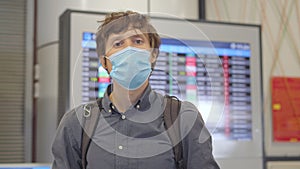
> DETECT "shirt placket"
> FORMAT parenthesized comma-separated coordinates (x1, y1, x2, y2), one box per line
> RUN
(115, 111, 129, 169)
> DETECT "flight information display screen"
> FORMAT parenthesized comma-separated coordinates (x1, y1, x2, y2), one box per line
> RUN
(81, 32, 252, 141)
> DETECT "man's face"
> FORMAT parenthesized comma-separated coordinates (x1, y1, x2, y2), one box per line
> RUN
(101, 29, 153, 73)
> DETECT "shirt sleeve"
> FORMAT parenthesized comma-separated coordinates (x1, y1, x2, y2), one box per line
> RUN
(180, 101, 220, 169)
(51, 109, 83, 169)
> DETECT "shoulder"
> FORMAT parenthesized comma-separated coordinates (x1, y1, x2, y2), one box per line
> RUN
(58, 105, 83, 128)
(57, 101, 97, 132)
(160, 95, 203, 124)
(180, 101, 204, 122)
(179, 101, 206, 136)
(62, 100, 99, 122)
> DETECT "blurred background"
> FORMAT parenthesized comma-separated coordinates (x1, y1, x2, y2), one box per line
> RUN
(0, 0, 299, 169)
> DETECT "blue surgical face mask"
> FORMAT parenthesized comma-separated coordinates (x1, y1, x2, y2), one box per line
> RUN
(105, 46, 152, 90)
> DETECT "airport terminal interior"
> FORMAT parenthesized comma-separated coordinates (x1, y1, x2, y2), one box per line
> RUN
(0, 0, 299, 169)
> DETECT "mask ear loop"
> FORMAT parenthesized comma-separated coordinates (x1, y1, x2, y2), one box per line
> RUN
(103, 46, 113, 74)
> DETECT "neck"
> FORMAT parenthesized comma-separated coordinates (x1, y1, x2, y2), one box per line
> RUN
(110, 80, 148, 113)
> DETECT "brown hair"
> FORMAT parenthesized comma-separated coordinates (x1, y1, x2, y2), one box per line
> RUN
(96, 11, 161, 59)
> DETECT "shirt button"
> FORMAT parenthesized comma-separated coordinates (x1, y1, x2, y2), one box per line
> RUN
(136, 105, 140, 109)
(121, 115, 126, 120)
(118, 145, 123, 150)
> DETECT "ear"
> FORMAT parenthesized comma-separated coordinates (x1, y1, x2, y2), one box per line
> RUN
(150, 50, 158, 64)
(100, 55, 110, 74)
(100, 55, 107, 68)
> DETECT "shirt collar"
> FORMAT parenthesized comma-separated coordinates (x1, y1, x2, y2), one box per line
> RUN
(101, 84, 152, 116)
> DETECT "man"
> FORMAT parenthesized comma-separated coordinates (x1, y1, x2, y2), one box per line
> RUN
(52, 11, 220, 169)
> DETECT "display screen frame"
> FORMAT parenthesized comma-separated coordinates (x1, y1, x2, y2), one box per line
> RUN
(59, 10, 263, 160)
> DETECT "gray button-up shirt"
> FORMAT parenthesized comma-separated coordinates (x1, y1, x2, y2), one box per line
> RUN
(52, 84, 220, 169)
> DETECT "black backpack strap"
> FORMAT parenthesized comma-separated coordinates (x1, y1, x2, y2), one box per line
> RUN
(163, 95, 184, 169)
(81, 97, 103, 169)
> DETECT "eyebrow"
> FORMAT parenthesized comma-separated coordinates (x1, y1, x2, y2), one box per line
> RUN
(107, 29, 146, 43)
(130, 34, 146, 39)
(106, 35, 122, 46)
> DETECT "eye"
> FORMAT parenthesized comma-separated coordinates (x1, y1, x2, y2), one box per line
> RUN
(134, 38, 144, 45)
(113, 40, 124, 48)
